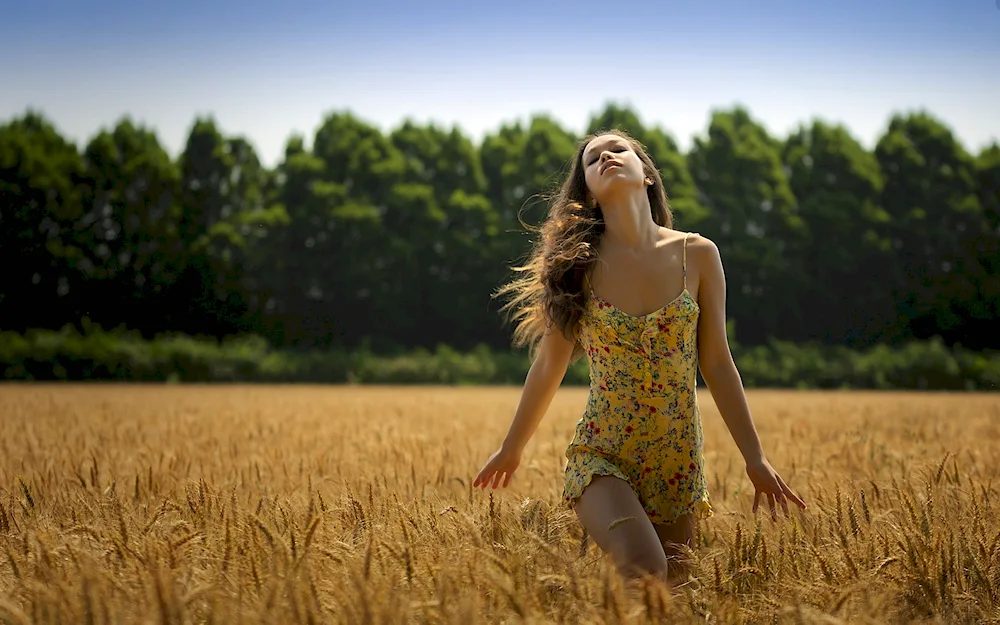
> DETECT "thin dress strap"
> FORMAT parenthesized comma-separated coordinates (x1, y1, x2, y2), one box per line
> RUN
(682, 232, 690, 290)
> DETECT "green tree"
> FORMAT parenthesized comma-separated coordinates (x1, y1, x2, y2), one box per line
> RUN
(782, 120, 892, 345)
(0, 111, 85, 332)
(478, 115, 579, 348)
(75, 118, 184, 335)
(874, 112, 983, 344)
(391, 121, 487, 202)
(967, 143, 1000, 346)
(387, 122, 501, 348)
(255, 114, 395, 347)
(175, 118, 268, 336)
(687, 106, 806, 344)
(480, 114, 577, 278)
(2, 102, 996, 356)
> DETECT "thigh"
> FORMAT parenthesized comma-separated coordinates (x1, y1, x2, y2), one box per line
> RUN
(652, 514, 697, 583)
(652, 513, 696, 551)
(573, 475, 669, 577)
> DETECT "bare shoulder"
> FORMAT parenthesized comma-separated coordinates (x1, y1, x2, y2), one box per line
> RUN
(680, 232, 722, 267)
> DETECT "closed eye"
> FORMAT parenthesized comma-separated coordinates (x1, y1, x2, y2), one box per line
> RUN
(586, 146, 627, 166)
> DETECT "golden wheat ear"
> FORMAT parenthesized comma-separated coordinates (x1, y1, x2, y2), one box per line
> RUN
(2, 387, 996, 622)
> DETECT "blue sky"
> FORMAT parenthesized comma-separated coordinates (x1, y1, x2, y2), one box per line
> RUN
(2, 0, 998, 167)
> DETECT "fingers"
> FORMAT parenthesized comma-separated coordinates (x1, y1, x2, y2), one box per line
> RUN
(777, 474, 807, 510)
(474, 466, 495, 488)
(472, 466, 513, 489)
(754, 483, 791, 520)
(473, 463, 492, 487)
(475, 472, 495, 489)
(752, 473, 807, 520)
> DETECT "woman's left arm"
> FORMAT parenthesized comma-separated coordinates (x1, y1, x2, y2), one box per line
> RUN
(691, 235, 807, 519)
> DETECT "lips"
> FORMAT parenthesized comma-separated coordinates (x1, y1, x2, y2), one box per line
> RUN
(600, 160, 623, 175)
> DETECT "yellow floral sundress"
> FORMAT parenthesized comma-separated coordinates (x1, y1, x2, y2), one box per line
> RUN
(562, 232, 714, 525)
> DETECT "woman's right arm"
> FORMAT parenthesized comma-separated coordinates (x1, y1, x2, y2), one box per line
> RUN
(473, 325, 576, 489)
(501, 326, 577, 453)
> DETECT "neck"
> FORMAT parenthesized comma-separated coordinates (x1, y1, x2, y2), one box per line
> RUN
(599, 193, 659, 249)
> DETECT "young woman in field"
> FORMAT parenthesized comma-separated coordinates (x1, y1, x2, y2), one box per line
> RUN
(472, 129, 807, 585)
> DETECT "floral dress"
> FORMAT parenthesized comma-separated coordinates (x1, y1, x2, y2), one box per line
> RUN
(562, 232, 714, 525)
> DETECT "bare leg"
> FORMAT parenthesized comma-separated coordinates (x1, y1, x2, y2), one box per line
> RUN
(653, 513, 697, 585)
(573, 475, 670, 582)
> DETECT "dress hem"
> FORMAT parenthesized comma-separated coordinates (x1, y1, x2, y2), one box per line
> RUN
(562, 451, 714, 526)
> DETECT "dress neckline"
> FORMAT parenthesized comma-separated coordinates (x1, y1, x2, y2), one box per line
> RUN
(589, 288, 698, 320)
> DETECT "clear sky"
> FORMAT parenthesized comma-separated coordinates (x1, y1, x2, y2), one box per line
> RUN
(3, 0, 998, 167)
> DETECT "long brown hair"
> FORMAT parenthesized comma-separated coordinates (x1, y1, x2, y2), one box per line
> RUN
(494, 129, 674, 358)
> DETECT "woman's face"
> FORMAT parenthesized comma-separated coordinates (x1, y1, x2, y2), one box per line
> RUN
(581, 134, 647, 204)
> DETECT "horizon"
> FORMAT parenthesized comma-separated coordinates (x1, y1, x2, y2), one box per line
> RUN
(3, 0, 998, 167)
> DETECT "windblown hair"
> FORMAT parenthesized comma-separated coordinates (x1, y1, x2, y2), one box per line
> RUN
(494, 129, 674, 359)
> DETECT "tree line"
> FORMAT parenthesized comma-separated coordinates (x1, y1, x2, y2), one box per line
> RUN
(2, 103, 998, 354)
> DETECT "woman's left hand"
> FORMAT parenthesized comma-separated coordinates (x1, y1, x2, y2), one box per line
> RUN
(746, 457, 807, 520)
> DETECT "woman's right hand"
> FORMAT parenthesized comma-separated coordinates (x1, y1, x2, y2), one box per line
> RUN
(472, 326, 574, 490)
(473, 445, 522, 489)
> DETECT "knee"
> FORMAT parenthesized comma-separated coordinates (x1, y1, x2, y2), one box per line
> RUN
(661, 541, 695, 582)
(619, 548, 670, 580)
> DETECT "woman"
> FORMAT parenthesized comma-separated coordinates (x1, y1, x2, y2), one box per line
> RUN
(472, 129, 806, 585)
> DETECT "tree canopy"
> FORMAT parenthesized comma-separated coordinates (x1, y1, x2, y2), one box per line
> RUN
(2, 104, 997, 352)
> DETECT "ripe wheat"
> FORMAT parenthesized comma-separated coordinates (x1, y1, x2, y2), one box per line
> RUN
(0, 385, 997, 623)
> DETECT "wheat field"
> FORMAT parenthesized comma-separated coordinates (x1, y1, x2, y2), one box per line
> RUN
(0, 384, 998, 624)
